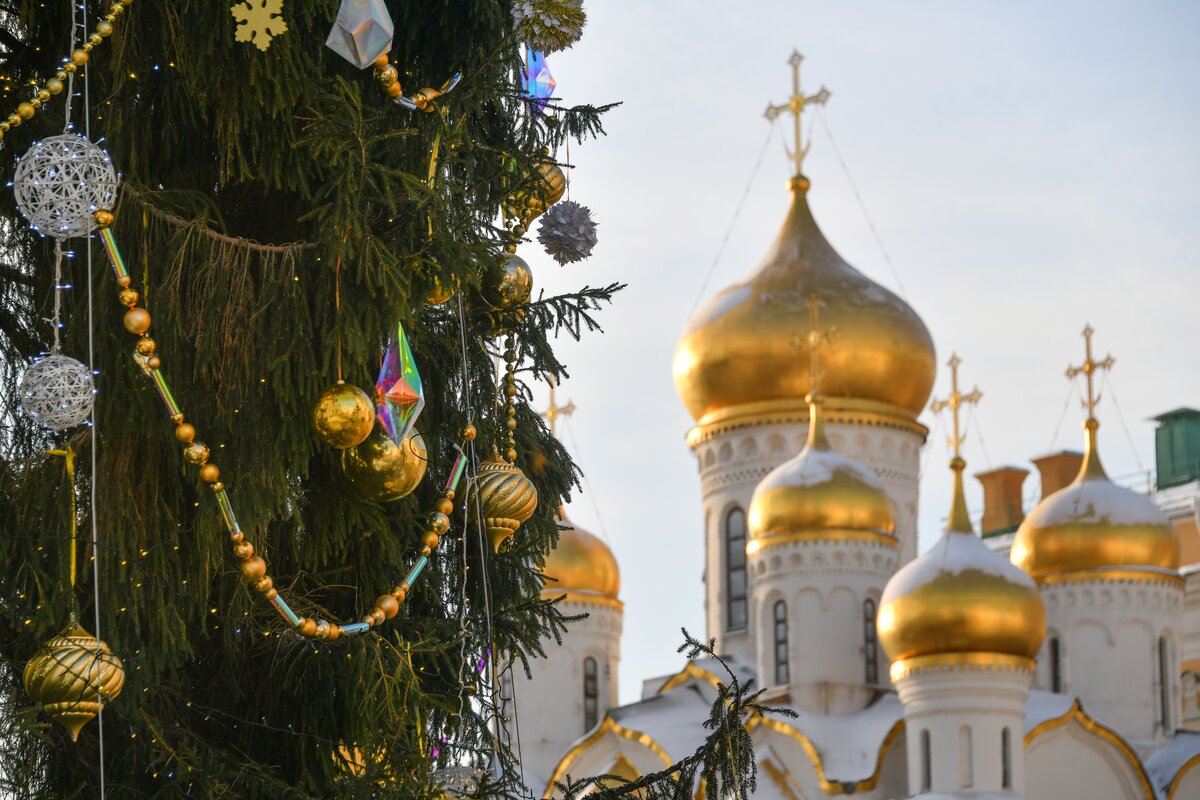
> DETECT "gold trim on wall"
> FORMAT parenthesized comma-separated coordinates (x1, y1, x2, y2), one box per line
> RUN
(1024, 699, 1155, 800)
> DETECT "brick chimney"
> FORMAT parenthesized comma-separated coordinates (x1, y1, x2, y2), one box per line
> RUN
(975, 467, 1029, 535)
(1031, 451, 1084, 500)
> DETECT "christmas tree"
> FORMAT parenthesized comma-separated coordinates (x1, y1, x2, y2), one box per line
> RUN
(0, 1, 764, 797)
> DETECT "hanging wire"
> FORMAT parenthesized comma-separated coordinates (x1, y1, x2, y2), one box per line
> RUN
(560, 414, 610, 541)
(814, 108, 907, 297)
(1100, 371, 1148, 475)
(1046, 379, 1081, 455)
(687, 121, 777, 313)
(966, 403, 993, 469)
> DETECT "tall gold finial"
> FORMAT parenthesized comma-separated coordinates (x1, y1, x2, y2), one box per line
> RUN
(764, 50, 831, 179)
(803, 295, 836, 450)
(539, 375, 575, 438)
(1065, 324, 1114, 480)
(930, 353, 982, 533)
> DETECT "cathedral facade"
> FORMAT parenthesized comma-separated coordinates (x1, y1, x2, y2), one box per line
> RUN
(513, 61, 1200, 800)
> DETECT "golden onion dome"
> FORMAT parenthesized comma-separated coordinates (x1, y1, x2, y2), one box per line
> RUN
(748, 400, 895, 543)
(1011, 419, 1179, 579)
(878, 460, 1046, 663)
(542, 512, 620, 600)
(673, 177, 936, 425)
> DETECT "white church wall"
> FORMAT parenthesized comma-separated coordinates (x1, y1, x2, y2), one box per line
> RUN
(516, 599, 622, 786)
(1039, 577, 1183, 746)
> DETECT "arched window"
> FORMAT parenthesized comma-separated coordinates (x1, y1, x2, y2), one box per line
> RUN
(1159, 636, 1172, 732)
(864, 599, 879, 685)
(1001, 727, 1011, 789)
(959, 725, 973, 788)
(1049, 636, 1062, 692)
(725, 508, 747, 630)
(920, 729, 932, 792)
(583, 657, 599, 732)
(773, 600, 789, 685)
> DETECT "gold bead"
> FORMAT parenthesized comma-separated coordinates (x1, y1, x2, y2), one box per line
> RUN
(96, 20, 114, 36)
(63, 64, 77, 75)
(36, 90, 49, 102)
(211, 482, 225, 493)
(146, 355, 161, 370)
(298, 618, 318, 637)
(460, 424, 477, 442)
(93, 209, 115, 228)
(71, 49, 89, 65)
(183, 441, 210, 465)
(122, 307, 151, 334)
(135, 336, 156, 356)
(233, 541, 253, 560)
(422, 531, 440, 550)
(505, 417, 517, 431)
(375, 64, 398, 88)
(386, 82, 402, 99)
(174, 422, 196, 444)
(370, 609, 386, 626)
(435, 496, 453, 516)
(314, 621, 331, 640)
(116, 274, 131, 287)
(0, 123, 9, 133)
(82, 43, 94, 53)
(421, 546, 432, 557)
(227, 528, 242, 543)
(505, 447, 518, 463)
(89, 33, 102, 46)
(326, 625, 342, 642)
(444, 489, 455, 501)
(118, 288, 138, 307)
(240, 557, 267, 581)
(254, 576, 273, 593)
(393, 588, 407, 603)
(16, 102, 33, 119)
(7, 114, 21, 128)
(503, 384, 517, 398)
(55, 70, 68, 81)
(375, 594, 399, 620)
(428, 512, 450, 535)
(310, 383, 374, 449)
(372, 53, 389, 69)
(399, 581, 410, 595)
(199, 463, 220, 483)
(121, 0, 135, 6)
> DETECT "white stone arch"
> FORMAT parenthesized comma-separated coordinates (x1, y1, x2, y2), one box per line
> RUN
(1025, 702, 1154, 800)
(737, 435, 758, 460)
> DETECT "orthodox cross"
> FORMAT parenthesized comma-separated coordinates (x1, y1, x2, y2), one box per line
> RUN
(540, 375, 575, 438)
(930, 353, 983, 461)
(805, 294, 836, 399)
(764, 50, 831, 176)
(1065, 324, 1115, 421)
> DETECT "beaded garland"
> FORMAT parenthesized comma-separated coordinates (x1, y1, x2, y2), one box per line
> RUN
(95, 211, 474, 641)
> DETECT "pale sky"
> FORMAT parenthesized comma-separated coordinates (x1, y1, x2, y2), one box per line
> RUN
(519, 0, 1200, 703)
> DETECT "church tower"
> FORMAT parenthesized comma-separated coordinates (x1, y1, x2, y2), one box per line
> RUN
(512, 386, 623, 785)
(744, 296, 900, 714)
(879, 356, 1046, 798)
(672, 53, 936, 663)
(1011, 327, 1183, 747)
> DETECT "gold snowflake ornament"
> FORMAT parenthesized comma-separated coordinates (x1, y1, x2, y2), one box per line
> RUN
(231, 0, 288, 52)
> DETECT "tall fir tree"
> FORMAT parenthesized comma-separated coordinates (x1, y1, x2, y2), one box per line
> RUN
(0, 1, 766, 797)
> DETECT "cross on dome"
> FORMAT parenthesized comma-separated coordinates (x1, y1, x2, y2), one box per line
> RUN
(930, 353, 983, 533)
(764, 50, 831, 177)
(1066, 324, 1115, 423)
(539, 375, 575, 438)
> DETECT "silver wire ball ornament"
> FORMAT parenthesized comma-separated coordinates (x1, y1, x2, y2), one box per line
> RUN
(537, 200, 598, 265)
(19, 353, 95, 431)
(13, 134, 119, 240)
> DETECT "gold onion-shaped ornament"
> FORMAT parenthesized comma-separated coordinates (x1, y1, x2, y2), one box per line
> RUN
(311, 383, 375, 448)
(469, 451, 538, 552)
(342, 425, 428, 502)
(23, 623, 125, 742)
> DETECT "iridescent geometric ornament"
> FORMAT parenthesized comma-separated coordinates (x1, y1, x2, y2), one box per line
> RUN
(374, 322, 424, 446)
(325, 0, 394, 70)
(522, 46, 556, 113)
(13, 134, 118, 240)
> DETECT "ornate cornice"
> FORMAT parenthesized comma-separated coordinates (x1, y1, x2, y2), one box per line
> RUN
(686, 397, 928, 448)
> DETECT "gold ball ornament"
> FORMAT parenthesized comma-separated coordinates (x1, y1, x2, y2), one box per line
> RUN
(23, 624, 125, 741)
(310, 383, 375, 449)
(341, 425, 428, 502)
(467, 451, 538, 552)
(511, 161, 567, 224)
(122, 307, 151, 334)
(481, 252, 533, 310)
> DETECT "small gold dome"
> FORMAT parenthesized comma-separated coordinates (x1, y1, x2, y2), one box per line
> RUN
(673, 178, 936, 424)
(542, 513, 620, 600)
(1011, 420, 1179, 579)
(748, 403, 895, 542)
(878, 529, 1046, 663)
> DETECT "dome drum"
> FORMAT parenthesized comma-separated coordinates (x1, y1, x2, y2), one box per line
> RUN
(541, 514, 620, 604)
